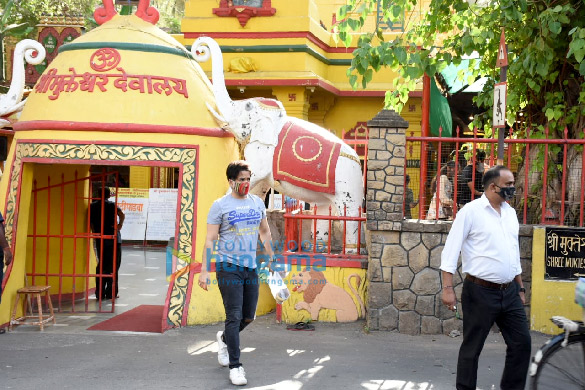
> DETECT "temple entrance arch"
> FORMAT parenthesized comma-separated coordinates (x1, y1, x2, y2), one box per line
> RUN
(26, 168, 121, 313)
(4, 140, 199, 327)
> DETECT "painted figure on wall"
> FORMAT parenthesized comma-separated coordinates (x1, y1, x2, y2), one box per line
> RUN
(192, 37, 364, 253)
(289, 269, 365, 322)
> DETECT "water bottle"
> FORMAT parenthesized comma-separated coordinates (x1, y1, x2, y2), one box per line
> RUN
(267, 271, 290, 303)
(275, 284, 291, 303)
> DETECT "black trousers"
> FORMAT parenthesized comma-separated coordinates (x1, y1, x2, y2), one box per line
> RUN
(216, 262, 259, 369)
(457, 278, 531, 390)
(95, 239, 122, 299)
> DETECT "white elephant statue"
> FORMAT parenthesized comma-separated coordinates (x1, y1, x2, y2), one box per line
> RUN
(0, 39, 46, 128)
(192, 37, 364, 253)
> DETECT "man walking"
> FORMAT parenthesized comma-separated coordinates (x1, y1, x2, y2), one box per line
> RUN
(457, 149, 486, 207)
(198, 161, 275, 386)
(441, 165, 531, 390)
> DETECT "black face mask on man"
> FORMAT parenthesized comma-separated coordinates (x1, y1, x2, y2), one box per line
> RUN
(494, 184, 515, 201)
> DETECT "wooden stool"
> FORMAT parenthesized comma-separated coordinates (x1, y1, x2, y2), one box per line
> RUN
(9, 286, 56, 331)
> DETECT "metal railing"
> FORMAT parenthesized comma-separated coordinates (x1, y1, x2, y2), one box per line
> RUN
(282, 201, 367, 262)
(406, 126, 585, 226)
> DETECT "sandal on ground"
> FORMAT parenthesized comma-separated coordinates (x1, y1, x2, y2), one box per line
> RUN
(0, 328, 6, 334)
(286, 321, 315, 331)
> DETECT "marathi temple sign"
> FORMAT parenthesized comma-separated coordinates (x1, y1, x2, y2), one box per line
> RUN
(35, 48, 188, 100)
(545, 227, 585, 280)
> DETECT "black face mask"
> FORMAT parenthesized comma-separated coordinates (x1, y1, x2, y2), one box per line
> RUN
(494, 184, 515, 201)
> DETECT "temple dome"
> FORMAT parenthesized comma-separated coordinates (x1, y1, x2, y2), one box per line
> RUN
(18, 15, 220, 132)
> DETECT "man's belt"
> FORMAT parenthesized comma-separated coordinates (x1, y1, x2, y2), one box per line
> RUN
(466, 275, 512, 290)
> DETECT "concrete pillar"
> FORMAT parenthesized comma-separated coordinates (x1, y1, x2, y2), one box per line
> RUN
(365, 109, 409, 231)
(365, 109, 410, 332)
(308, 94, 335, 128)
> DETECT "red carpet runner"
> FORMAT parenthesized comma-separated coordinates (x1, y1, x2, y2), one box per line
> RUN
(88, 305, 164, 333)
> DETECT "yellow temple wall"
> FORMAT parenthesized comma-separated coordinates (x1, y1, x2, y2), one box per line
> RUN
(324, 97, 384, 137)
(178, 0, 409, 92)
(0, 163, 33, 325)
(4, 129, 239, 261)
(530, 227, 584, 334)
(129, 167, 152, 189)
(0, 129, 239, 326)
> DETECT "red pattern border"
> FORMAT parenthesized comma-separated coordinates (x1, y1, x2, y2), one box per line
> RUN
(14, 121, 232, 137)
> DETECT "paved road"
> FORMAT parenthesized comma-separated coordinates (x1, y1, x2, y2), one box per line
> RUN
(0, 314, 549, 390)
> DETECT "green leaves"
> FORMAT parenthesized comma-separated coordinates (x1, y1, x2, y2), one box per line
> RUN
(334, 0, 585, 135)
(568, 28, 585, 68)
(549, 21, 561, 35)
(2, 22, 32, 37)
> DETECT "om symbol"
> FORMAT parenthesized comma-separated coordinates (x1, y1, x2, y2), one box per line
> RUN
(90, 48, 121, 72)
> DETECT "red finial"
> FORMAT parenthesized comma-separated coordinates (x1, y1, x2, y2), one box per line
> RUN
(94, 0, 117, 25)
(135, 0, 160, 25)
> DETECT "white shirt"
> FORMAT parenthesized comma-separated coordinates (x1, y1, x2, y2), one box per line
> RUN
(440, 195, 521, 284)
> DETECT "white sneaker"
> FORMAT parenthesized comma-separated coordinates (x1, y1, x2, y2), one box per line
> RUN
(229, 366, 247, 386)
(216, 331, 229, 367)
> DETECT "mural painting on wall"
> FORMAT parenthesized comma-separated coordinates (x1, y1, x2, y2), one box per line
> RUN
(25, 27, 81, 85)
(545, 226, 585, 280)
(193, 37, 364, 252)
(283, 268, 366, 323)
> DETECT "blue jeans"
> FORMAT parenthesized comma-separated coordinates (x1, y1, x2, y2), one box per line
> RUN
(216, 262, 259, 369)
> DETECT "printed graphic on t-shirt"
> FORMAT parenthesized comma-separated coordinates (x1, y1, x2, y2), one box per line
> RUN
(228, 209, 262, 225)
(207, 195, 266, 268)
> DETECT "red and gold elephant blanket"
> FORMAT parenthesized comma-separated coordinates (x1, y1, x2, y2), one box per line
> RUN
(273, 121, 340, 194)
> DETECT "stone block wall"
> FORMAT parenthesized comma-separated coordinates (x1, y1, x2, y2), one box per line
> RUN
(365, 110, 534, 334)
(366, 221, 534, 334)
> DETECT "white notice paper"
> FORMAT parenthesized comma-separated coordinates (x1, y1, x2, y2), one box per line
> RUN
(117, 188, 149, 241)
(146, 188, 178, 241)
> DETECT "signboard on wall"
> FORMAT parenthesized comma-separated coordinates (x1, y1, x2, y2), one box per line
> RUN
(545, 227, 585, 280)
(492, 82, 507, 128)
(146, 188, 178, 241)
(117, 188, 149, 240)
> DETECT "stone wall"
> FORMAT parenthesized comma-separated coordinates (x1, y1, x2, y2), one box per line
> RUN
(365, 110, 534, 334)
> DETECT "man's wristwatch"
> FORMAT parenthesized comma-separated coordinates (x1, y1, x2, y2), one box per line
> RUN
(519, 287, 526, 293)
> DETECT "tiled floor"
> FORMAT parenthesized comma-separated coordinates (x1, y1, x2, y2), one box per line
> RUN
(11, 246, 170, 332)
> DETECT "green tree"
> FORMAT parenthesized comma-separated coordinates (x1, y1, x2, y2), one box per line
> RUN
(0, 0, 187, 81)
(0, 0, 34, 81)
(152, 0, 185, 34)
(0, 0, 99, 81)
(335, 0, 585, 224)
(0, 0, 99, 30)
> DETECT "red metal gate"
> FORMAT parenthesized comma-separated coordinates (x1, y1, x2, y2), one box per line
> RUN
(27, 170, 119, 313)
